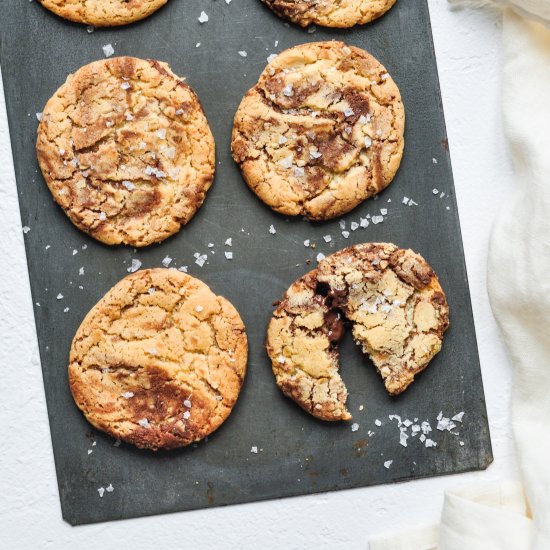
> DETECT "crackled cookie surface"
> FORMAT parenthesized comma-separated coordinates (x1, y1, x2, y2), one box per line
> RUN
(261, 0, 397, 28)
(69, 269, 247, 450)
(267, 243, 449, 421)
(232, 42, 404, 221)
(38, 0, 168, 26)
(37, 57, 215, 247)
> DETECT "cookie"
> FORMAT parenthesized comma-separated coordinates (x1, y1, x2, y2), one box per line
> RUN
(261, 0, 397, 28)
(69, 269, 247, 450)
(232, 42, 404, 221)
(37, 0, 168, 26)
(267, 243, 449, 421)
(36, 57, 215, 247)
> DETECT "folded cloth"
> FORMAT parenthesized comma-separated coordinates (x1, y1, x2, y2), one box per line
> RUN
(370, 2, 550, 549)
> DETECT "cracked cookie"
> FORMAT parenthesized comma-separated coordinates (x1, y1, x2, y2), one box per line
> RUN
(37, 0, 168, 26)
(231, 41, 404, 221)
(266, 243, 449, 421)
(36, 57, 215, 247)
(69, 268, 247, 450)
(261, 0, 397, 28)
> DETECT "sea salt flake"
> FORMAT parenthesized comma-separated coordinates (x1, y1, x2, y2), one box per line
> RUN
(342, 231, 350, 238)
(198, 11, 209, 23)
(57, 293, 63, 300)
(184, 399, 192, 408)
(323, 234, 332, 243)
(399, 431, 409, 447)
(384, 460, 393, 469)
(102, 44, 114, 57)
(122, 180, 135, 191)
(122, 392, 134, 399)
(350, 222, 359, 231)
(267, 54, 278, 63)
(162, 256, 173, 267)
(425, 438, 437, 448)
(251, 446, 258, 454)
(22, 226, 31, 234)
(282, 84, 293, 97)
(98, 487, 105, 498)
(344, 107, 354, 117)
(138, 418, 149, 427)
(364, 136, 372, 148)
(279, 154, 293, 169)
(351, 423, 359, 432)
(303, 239, 310, 247)
(269, 224, 276, 235)
(316, 253, 325, 262)
(294, 167, 305, 177)
(106, 484, 114, 493)
(195, 305, 203, 312)
(121, 82, 131, 90)
(127, 259, 142, 273)
(225, 251, 233, 260)
(452, 412, 465, 422)
(421, 421, 432, 434)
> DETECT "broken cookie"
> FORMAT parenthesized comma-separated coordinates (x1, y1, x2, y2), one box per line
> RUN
(266, 243, 449, 421)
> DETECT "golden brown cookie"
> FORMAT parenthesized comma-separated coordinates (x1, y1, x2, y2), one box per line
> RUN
(69, 269, 247, 450)
(261, 0, 397, 28)
(232, 42, 404, 221)
(37, 57, 215, 247)
(37, 0, 168, 26)
(267, 243, 449, 421)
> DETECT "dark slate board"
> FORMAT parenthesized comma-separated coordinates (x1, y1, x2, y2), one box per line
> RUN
(0, 0, 492, 526)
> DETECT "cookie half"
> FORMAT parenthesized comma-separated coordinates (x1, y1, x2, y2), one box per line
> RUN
(37, 57, 215, 247)
(261, 0, 397, 28)
(267, 243, 449, 421)
(38, 0, 168, 26)
(232, 42, 405, 221)
(69, 269, 247, 450)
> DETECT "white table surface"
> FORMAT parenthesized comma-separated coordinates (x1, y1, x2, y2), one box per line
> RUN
(0, 1, 518, 548)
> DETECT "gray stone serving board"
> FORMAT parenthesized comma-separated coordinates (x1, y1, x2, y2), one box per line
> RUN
(0, 0, 492, 526)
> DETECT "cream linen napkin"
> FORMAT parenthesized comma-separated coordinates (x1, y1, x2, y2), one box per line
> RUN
(370, 2, 550, 549)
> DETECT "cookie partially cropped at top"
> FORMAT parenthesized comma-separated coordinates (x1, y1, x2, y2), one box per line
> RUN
(267, 243, 448, 421)
(232, 42, 404, 221)
(69, 269, 247, 450)
(37, 0, 168, 26)
(36, 57, 215, 247)
(261, 0, 397, 28)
